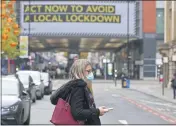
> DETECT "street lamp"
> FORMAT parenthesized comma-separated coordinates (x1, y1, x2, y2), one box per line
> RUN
(103, 57, 110, 80)
(127, 1, 130, 77)
(162, 57, 169, 96)
(103, 58, 107, 80)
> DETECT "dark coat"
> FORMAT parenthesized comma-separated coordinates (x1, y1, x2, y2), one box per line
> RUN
(171, 78, 176, 89)
(50, 79, 101, 125)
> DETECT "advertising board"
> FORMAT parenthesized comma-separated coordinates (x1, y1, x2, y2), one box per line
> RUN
(20, 1, 136, 37)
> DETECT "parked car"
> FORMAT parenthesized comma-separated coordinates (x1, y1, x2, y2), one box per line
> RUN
(17, 71, 45, 100)
(41, 72, 53, 95)
(1, 77, 31, 125)
(16, 73, 37, 103)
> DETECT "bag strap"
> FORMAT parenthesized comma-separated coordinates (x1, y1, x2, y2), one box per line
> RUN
(66, 92, 72, 103)
(65, 87, 74, 103)
(84, 87, 92, 108)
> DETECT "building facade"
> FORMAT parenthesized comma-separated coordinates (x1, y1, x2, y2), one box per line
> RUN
(114, 1, 157, 80)
(159, 1, 176, 87)
(142, 1, 157, 79)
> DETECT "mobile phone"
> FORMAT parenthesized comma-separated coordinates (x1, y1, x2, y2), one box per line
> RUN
(108, 108, 113, 110)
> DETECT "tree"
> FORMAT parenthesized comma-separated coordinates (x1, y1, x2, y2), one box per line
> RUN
(1, 0, 25, 59)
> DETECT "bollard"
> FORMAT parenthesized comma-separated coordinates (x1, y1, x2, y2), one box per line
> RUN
(114, 74, 117, 87)
(114, 77, 117, 87)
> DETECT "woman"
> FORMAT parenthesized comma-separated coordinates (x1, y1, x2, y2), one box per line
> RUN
(50, 59, 109, 125)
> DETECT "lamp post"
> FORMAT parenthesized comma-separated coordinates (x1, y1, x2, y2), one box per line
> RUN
(162, 57, 169, 96)
(127, 1, 130, 76)
(27, 0, 31, 60)
(103, 57, 110, 80)
(103, 58, 107, 80)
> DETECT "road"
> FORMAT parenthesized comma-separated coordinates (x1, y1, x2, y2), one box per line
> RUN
(30, 80, 176, 125)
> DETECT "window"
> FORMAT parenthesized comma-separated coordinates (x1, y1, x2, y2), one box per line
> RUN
(156, 9, 164, 34)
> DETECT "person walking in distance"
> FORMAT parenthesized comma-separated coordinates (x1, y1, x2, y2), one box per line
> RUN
(50, 59, 109, 125)
(171, 73, 176, 99)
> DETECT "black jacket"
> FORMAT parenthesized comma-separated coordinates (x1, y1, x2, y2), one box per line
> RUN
(50, 79, 101, 125)
(171, 79, 176, 89)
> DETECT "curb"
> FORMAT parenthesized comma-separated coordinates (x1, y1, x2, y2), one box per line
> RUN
(130, 88, 176, 105)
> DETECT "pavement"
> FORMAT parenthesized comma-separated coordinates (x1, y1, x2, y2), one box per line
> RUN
(129, 80, 176, 104)
(92, 79, 176, 104)
(29, 79, 176, 125)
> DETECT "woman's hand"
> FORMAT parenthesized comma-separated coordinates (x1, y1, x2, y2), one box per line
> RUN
(98, 106, 109, 116)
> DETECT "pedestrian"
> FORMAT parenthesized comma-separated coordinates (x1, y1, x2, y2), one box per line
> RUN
(171, 73, 176, 99)
(50, 59, 109, 125)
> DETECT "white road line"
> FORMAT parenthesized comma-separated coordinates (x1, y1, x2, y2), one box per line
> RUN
(157, 108, 165, 111)
(118, 120, 128, 125)
(112, 94, 120, 97)
(140, 100, 176, 108)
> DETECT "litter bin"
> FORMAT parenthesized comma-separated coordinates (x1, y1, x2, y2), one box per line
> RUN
(121, 77, 127, 88)
(121, 76, 130, 88)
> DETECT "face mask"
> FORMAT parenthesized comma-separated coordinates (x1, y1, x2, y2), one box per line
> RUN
(86, 72, 94, 81)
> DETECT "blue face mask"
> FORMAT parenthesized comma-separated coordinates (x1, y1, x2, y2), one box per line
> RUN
(86, 72, 94, 81)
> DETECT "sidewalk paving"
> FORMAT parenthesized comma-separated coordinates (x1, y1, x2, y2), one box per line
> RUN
(95, 80, 176, 104)
(130, 81, 176, 104)
(102, 79, 176, 104)
(52, 79, 176, 104)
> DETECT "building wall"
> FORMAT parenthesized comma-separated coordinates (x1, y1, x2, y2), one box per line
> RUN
(142, 1, 157, 78)
(143, 1, 156, 33)
(156, 1, 164, 8)
(163, 1, 176, 87)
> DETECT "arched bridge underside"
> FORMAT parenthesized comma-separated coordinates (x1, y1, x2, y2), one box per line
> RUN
(29, 36, 138, 53)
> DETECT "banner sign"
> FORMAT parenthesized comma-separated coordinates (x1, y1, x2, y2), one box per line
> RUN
(20, 1, 136, 37)
(23, 5, 120, 23)
(19, 36, 29, 58)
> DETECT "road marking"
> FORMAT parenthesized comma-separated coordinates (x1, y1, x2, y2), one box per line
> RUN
(148, 110, 152, 113)
(140, 100, 176, 108)
(112, 94, 120, 97)
(104, 89, 109, 91)
(130, 101, 134, 104)
(160, 115, 166, 119)
(157, 108, 165, 111)
(137, 104, 142, 108)
(168, 119, 176, 123)
(123, 96, 176, 124)
(118, 120, 128, 125)
(143, 107, 147, 110)
(153, 112, 158, 116)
